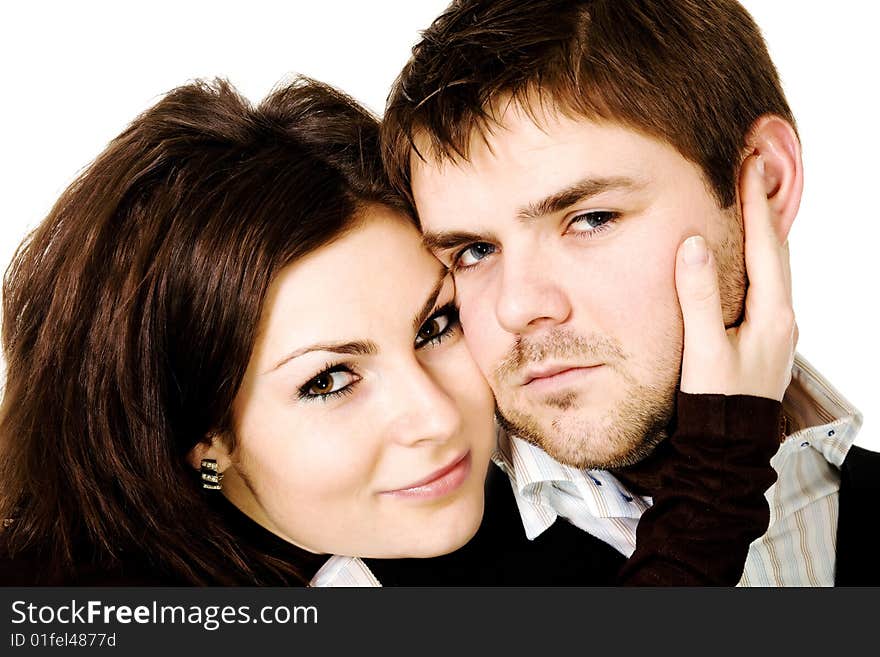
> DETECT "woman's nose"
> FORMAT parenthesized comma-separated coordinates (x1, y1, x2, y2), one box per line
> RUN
(384, 361, 463, 447)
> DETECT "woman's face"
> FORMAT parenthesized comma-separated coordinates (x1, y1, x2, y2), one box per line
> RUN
(214, 207, 496, 558)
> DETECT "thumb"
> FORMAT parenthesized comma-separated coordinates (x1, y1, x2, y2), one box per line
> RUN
(676, 235, 727, 373)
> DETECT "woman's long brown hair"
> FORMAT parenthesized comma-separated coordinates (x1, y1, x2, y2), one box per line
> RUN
(0, 77, 404, 584)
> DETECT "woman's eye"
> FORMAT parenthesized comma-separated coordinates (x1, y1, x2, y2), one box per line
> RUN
(301, 369, 358, 399)
(456, 242, 496, 268)
(568, 210, 619, 234)
(417, 315, 449, 343)
(415, 305, 460, 349)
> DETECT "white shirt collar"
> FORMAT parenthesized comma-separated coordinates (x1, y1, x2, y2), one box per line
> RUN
(492, 425, 649, 541)
(774, 354, 861, 469)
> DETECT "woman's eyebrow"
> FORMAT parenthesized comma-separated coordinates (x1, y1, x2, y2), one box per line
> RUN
(265, 340, 379, 374)
(264, 271, 447, 375)
(412, 269, 449, 333)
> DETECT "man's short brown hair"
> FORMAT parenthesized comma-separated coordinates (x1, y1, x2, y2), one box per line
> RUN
(382, 0, 795, 209)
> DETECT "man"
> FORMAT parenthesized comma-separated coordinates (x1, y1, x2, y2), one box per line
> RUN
(379, 0, 877, 585)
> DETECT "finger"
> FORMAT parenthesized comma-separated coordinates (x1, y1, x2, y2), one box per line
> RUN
(784, 319, 798, 392)
(780, 239, 793, 303)
(676, 235, 727, 359)
(741, 154, 790, 314)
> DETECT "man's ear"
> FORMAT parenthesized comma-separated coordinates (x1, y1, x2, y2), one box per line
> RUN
(187, 434, 232, 473)
(743, 114, 804, 243)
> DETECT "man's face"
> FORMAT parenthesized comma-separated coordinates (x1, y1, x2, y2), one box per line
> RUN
(411, 103, 745, 469)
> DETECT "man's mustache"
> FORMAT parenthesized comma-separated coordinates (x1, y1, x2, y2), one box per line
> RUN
(493, 329, 626, 380)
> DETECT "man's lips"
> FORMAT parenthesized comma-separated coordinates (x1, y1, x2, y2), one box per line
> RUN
(380, 451, 472, 499)
(521, 363, 603, 386)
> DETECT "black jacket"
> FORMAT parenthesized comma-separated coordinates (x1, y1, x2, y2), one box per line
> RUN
(367, 445, 880, 586)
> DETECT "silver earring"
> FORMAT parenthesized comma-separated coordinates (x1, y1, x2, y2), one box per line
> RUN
(200, 458, 224, 490)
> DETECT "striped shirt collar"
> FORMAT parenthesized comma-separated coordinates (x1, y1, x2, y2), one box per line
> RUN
(774, 354, 861, 468)
(492, 425, 649, 542)
(741, 354, 861, 585)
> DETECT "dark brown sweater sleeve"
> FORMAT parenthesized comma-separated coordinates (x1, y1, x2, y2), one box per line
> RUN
(614, 392, 782, 586)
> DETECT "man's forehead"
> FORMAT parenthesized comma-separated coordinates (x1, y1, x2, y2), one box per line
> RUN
(410, 110, 682, 196)
(409, 111, 721, 237)
(411, 126, 661, 210)
(409, 95, 590, 176)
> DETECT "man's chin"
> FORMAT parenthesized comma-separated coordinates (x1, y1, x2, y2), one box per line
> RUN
(496, 407, 670, 470)
(543, 431, 665, 470)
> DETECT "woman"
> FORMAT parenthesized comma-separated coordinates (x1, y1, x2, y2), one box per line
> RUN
(0, 78, 787, 585)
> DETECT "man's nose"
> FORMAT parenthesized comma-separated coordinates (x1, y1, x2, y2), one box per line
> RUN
(495, 251, 572, 334)
(384, 359, 463, 448)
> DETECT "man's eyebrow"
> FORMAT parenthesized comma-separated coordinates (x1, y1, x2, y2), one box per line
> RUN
(517, 176, 646, 221)
(421, 230, 498, 255)
(412, 269, 448, 333)
(420, 176, 645, 254)
(266, 340, 379, 374)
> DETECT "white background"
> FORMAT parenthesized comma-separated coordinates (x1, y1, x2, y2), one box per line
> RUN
(1, 1, 877, 449)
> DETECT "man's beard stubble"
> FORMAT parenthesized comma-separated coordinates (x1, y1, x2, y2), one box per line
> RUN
(491, 209, 747, 470)
(493, 329, 679, 469)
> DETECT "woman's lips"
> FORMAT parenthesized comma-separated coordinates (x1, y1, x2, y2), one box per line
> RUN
(380, 451, 472, 500)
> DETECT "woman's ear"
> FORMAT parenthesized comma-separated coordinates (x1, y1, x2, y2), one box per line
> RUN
(187, 434, 232, 473)
(743, 114, 804, 243)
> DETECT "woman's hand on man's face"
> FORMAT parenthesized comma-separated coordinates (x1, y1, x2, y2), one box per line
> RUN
(675, 154, 796, 402)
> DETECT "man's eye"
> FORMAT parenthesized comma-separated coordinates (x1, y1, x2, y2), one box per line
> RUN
(568, 210, 620, 234)
(456, 242, 496, 268)
(300, 369, 358, 399)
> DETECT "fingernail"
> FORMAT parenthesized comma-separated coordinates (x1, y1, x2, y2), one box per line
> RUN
(683, 235, 708, 265)
(755, 154, 765, 178)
